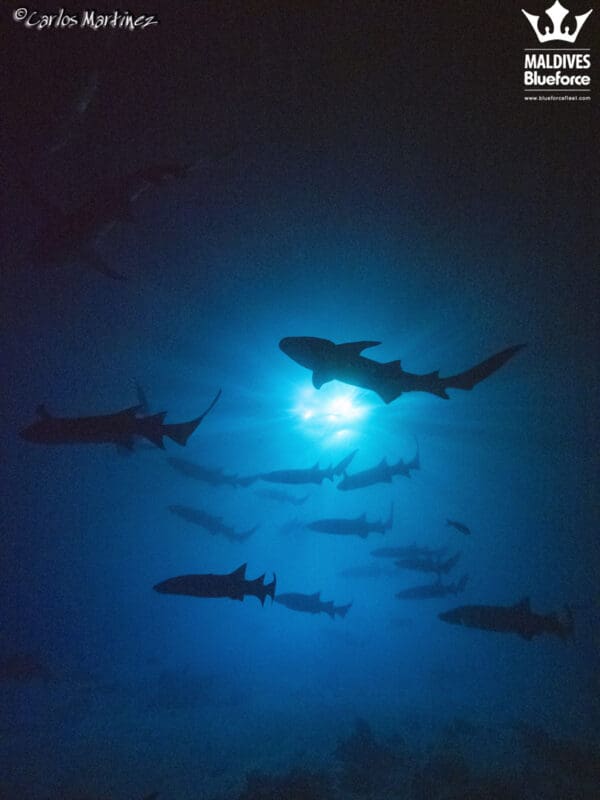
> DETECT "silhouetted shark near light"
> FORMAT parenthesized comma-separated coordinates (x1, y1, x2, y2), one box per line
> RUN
(19, 389, 221, 449)
(280, 337, 525, 403)
(395, 552, 461, 577)
(438, 598, 573, 640)
(275, 591, 352, 619)
(307, 504, 393, 539)
(254, 488, 309, 505)
(27, 163, 193, 280)
(168, 504, 258, 543)
(154, 563, 275, 605)
(166, 456, 256, 487)
(259, 450, 357, 485)
(337, 445, 419, 491)
(396, 575, 468, 600)
(371, 544, 447, 560)
(446, 519, 471, 535)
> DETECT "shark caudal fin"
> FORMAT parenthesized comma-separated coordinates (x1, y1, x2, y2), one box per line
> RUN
(441, 344, 526, 393)
(164, 389, 222, 447)
(335, 602, 353, 619)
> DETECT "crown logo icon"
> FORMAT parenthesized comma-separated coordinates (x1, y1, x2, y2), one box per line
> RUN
(522, 1, 593, 42)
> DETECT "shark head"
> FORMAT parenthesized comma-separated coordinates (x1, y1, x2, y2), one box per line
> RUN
(19, 411, 61, 443)
(279, 337, 335, 370)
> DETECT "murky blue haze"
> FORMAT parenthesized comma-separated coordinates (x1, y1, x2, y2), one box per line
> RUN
(1, 3, 598, 799)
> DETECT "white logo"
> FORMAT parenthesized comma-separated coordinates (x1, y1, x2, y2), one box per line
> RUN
(522, 1, 592, 43)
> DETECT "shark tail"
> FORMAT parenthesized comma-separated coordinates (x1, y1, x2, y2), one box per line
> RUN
(163, 389, 222, 447)
(263, 574, 276, 604)
(335, 602, 353, 619)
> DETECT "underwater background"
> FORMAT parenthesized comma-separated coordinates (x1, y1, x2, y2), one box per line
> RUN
(1, 2, 599, 798)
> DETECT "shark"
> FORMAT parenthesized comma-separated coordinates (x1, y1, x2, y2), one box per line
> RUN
(166, 456, 256, 487)
(154, 563, 275, 605)
(446, 519, 471, 535)
(306, 504, 393, 539)
(27, 163, 193, 280)
(168, 504, 258, 543)
(254, 488, 309, 506)
(396, 575, 468, 600)
(275, 591, 352, 619)
(19, 389, 221, 449)
(337, 445, 420, 491)
(279, 337, 525, 404)
(259, 450, 357, 485)
(371, 544, 447, 560)
(438, 598, 573, 640)
(395, 552, 461, 577)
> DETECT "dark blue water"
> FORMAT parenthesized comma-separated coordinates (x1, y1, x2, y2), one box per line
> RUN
(2, 4, 599, 799)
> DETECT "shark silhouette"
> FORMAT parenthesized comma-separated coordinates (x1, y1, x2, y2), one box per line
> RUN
(307, 504, 393, 539)
(280, 337, 525, 403)
(259, 450, 357, 485)
(396, 575, 468, 600)
(395, 552, 461, 577)
(168, 505, 258, 542)
(27, 164, 193, 280)
(167, 457, 256, 487)
(275, 591, 352, 619)
(439, 598, 573, 640)
(337, 445, 419, 491)
(20, 390, 221, 449)
(154, 563, 275, 605)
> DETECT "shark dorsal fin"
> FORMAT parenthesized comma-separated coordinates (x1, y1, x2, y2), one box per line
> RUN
(311, 591, 321, 599)
(379, 458, 388, 467)
(359, 513, 367, 521)
(231, 563, 247, 579)
(384, 359, 402, 369)
(515, 597, 531, 611)
(36, 404, 51, 419)
(337, 340, 381, 356)
(311, 461, 320, 470)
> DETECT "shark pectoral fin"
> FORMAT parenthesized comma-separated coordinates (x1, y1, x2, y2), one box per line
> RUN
(312, 370, 331, 389)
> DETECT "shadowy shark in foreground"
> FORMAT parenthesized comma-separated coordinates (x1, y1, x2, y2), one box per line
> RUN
(20, 390, 221, 450)
(275, 591, 352, 619)
(168, 504, 258, 543)
(280, 337, 525, 403)
(154, 563, 275, 605)
(167, 456, 256, 487)
(259, 450, 357, 485)
(396, 575, 468, 600)
(27, 163, 195, 280)
(337, 444, 419, 491)
(439, 598, 573, 640)
(307, 504, 393, 539)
